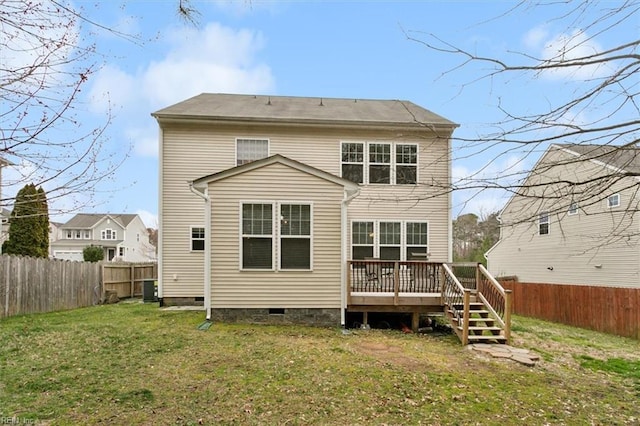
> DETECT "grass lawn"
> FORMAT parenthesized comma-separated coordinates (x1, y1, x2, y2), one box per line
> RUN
(1, 302, 639, 425)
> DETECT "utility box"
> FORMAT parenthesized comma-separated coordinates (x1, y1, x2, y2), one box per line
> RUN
(143, 280, 157, 303)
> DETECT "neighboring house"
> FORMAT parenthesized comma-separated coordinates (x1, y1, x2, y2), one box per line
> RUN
(152, 93, 458, 326)
(51, 213, 154, 262)
(0, 208, 10, 253)
(487, 143, 640, 288)
(48, 221, 63, 258)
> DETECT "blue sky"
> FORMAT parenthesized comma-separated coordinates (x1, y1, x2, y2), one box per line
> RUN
(5, 1, 631, 227)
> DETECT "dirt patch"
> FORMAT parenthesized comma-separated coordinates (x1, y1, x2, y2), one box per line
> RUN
(354, 341, 423, 369)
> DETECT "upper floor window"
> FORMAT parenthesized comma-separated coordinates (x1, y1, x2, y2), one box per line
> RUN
(568, 202, 578, 215)
(237, 138, 268, 166)
(66, 230, 72, 239)
(191, 226, 205, 251)
(538, 212, 549, 235)
(84, 230, 91, 239)
(341, 142, 418, 185)
(101, 228, 117, 240)
(607, 193, 620, 208)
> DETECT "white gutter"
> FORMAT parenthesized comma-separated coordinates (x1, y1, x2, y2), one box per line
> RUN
(189, 182, 212, 320)
(340, 187, 360, 327)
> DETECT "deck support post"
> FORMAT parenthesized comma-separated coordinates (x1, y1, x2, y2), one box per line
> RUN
(411, 311, 420, 332)
(362, 311, 368, 328)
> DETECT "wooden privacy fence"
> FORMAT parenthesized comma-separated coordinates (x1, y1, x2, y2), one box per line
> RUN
(499, 278, 640, 340)
(102, 262, 158, 298)
(0, 255, 157, 319)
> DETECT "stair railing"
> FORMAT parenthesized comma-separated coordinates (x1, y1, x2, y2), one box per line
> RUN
(442, 263, 471, 345)
(477, 264, 512, 344)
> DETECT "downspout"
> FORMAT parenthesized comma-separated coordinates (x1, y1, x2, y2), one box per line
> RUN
(189, 182, 212, 320)
(341, 187, 360, 327)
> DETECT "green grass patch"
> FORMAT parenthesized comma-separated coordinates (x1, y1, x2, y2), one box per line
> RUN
(1, 303, 639, 425)
(576, 355, 640, 380)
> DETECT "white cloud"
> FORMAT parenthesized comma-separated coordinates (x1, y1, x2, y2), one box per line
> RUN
(88, 65, 136, 114)
(523, 26, 608, 80)
(136, 209, 158, 228)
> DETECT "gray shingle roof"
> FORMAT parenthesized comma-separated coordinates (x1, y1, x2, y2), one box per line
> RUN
(152, 93, 457, 128)
(559, 144, 640, 175)
(62, 214, 138, 229)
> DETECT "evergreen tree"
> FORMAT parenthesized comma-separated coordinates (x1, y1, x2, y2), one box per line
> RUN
(3, 184, 50, 258)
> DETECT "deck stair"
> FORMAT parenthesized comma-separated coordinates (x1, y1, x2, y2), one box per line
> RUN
(447, 299, 507, 344)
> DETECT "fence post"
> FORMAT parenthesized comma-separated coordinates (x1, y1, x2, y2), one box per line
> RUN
(130, 264, 135, 298)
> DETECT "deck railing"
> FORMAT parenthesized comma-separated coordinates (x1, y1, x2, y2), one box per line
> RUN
(348, 260, 442, 293)
(477, 264, 512, 343)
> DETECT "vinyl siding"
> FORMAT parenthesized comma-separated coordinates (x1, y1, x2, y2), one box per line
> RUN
(160, 121, 452, 298)
(208, 162, 344, 308)
(488, 147, 640, 287)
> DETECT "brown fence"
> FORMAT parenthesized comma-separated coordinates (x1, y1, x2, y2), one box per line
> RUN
(0, 255, 157, 319)
(499, 278, 640, 340)
(103, 262, 158, 298)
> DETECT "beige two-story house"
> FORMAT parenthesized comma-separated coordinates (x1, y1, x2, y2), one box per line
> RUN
(152, 93, 458, 326)
(487, 143, 640, 288)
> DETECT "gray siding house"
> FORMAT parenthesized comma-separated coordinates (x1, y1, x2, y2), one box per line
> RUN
(487, 144, 640, 288)
(153, 93, 458, 326)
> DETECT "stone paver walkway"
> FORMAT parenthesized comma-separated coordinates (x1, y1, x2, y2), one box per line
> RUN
(468, 343, 540, 366)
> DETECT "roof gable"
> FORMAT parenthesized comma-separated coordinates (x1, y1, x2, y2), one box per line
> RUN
(557, 144, 640, 175)
(192, 154, 360, 192)
(62, 213, 138, 229)
(152, 93, 457, 129)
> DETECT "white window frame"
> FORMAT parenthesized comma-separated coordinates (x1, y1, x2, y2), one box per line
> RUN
(190, 226, 205, 252)
(236, 138, 269, 166)
(340, 141, 419, 185)
(66, 230, 73, 239)
(350, 220, 429, 261)
(379, 221, 402, 260)
(568, 202, 578, 216)
(240, 201, 313, 271)
(101, 228, 117, 240)
(83, 230, 91, 239)
(118, 247, 125, 257)
(607, 193, 620, 208)
(539, 212, 550, 235)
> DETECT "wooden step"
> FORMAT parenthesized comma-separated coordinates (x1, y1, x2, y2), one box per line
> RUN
(467, 334, 507, 343)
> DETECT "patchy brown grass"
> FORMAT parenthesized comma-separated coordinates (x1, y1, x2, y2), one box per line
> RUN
(0, 302, 638, 425)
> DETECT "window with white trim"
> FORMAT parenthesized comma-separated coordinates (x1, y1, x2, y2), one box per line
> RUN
(83, 230, 91, 239)
(190, 226, 205, 251)
(351, 221, 374, 259)
(396, 144, 417, 184)
(75, 230, 82, 239)
(351, 221, 428, 261)
(539, 212, 549, 235)
(369, 143, 391, 184)
(66, 230, 72, 239)
(406, 222, 428, 260)
(241, 202, 312, 270)
(118, 247, 124, 257)
(242, 203, 273, 269)
(341, 143, 364, 184)
(101, 229, 117, 240)
(379, 222, 401, 260)
(279, 204, 311, 269)
(568, 202, 578, 215)
(237, 139, 268, 166)
(607, 193, 620, 208)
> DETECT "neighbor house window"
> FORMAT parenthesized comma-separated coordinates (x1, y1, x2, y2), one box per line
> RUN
(406, 222, 428, 260)
(83, 230, 91, 239)
(341, 142, 364, 184)
(190, 226, 205, 251)
(279, 204, 311, 269)
(66, 230, 72, 239)
(351, 221, 374, 259)
(568, 202, 578, 215)
(75, 230, 81, 239)
(236, 139, 268, 166)
(101, 229, 117, 240)
(607, 193, 620, 208)
(368, 143, 391, 184)
(118, 247, 124, 257)
(379, 222, 401, 260)
(539, 212, 549, 235)
(242, 204, 273, 269)
(395, 144, 417, 184)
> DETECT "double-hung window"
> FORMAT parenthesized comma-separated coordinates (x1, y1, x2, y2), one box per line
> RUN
(351, 221, 374, 259)
(101, 229, 117, 240)
(396, 144, 417, 184)
(406, 222, 428, 259)
(241, 204, 273, 269)
(379, 222, 401, 260)
(369, 143, 391, 184)
(538, 212, 549, 235)
(241, 202, 312, 270)
(280, 204, 311, 269)
(190, 226, 205, 251)
(341, 143, 364, 184)
(236, 138, 269, 166)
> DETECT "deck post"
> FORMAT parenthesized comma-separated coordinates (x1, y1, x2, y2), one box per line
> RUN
(393, 262, 400, 306)
(411, 311, 420, 332)
(439, 265, 445, 305)
(504, 289, 513, 344)
(462, 290, 471, 345)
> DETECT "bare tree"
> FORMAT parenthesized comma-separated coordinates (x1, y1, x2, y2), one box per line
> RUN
(406, 1, 639, 246)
